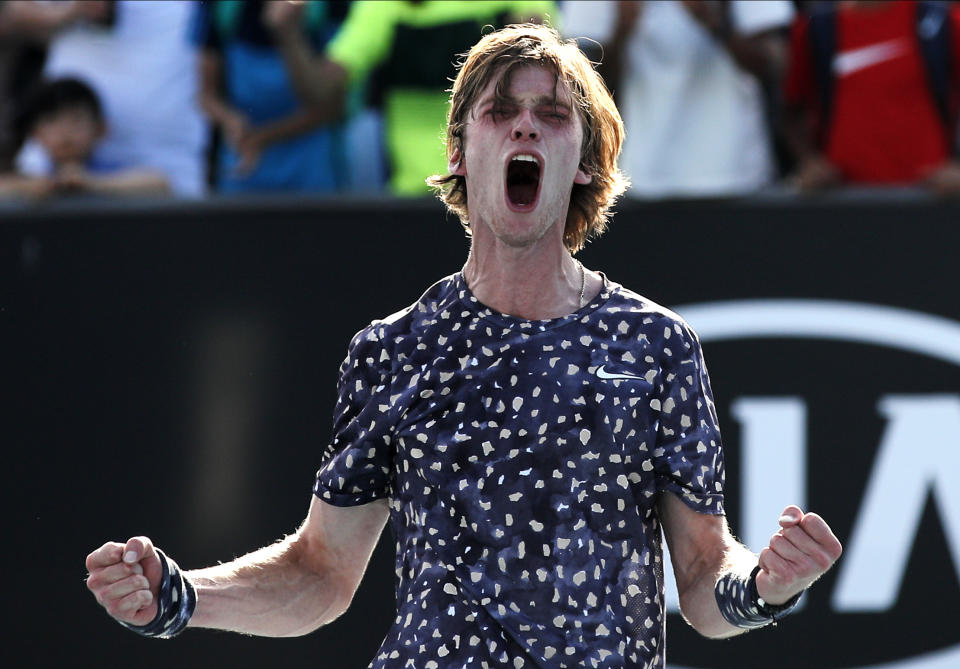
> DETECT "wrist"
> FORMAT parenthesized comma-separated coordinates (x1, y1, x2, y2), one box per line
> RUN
(750, 566, 803, 616)
(117, 549, 196, 638)
(715, 565, 803, 629)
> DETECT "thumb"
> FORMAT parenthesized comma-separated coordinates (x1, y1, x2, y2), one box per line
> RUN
(778, 505, 803, 529)
(123, 536, 164, 594)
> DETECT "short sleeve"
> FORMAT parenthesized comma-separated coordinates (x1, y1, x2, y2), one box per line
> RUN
(652, 319, 725, 515)
(730, 0, 794, 36)
(560, 0, 617, 43)
(313, 325, 397, 506)
(189, 1, 220, 51)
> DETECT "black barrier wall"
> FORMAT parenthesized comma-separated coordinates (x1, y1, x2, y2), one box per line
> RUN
(4, 195, 959, 669)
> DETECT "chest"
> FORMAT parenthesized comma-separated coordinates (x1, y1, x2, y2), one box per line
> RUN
(386, 325, 666, 511)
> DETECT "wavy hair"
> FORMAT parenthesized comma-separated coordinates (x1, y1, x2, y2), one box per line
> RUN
(427, 24, 628, 253)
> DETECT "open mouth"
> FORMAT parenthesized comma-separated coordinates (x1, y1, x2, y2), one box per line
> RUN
(505, 154, 541, 210)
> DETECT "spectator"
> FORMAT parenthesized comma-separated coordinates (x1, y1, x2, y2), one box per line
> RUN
(784, 0, 960, 195)
(267, 0, 555, 196)
(0, 0, 112, 170)
(0, 77, 168, 198)
(14, 1, 207, 197)
(193, 0, 353, 194)
(563, 0, 794, 198)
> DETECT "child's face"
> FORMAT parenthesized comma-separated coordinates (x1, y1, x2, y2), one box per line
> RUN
(32, 106, 104, 166)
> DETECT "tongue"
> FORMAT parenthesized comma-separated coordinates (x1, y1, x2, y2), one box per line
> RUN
(508, 177, 537, 205)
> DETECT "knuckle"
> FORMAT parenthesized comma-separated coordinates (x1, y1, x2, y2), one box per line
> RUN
(831, 539, 844, 558)
(814, 552, 834, 570)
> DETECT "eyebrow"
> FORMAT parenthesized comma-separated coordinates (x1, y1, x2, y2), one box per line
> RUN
(479, 93, 570, 109)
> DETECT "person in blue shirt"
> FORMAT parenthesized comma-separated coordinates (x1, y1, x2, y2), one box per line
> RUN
(193, 0, 349, 193)
(86, 24, 842, 668)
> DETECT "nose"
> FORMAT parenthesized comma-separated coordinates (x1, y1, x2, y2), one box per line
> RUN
(511, 109, 539, 141)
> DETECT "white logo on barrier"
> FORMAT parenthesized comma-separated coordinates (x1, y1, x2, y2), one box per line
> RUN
(662, 299, 960, 669)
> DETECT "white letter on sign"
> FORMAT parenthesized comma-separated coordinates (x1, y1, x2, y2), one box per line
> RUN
(731, 397, 807, 553)
(832, 394, 960, 612)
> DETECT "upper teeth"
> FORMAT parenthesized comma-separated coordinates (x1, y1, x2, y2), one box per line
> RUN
(512, 154, 539, 166)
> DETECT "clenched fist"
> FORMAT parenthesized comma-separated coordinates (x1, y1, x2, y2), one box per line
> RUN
(756, 505, 843, 605)
(85, 536, 162, 625)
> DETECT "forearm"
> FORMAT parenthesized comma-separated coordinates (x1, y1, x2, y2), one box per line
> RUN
(253, 107, 338, 147)
(717, 32, 786, 81)
(782, 104, 821, 163)
(187, 533, 347, 637)
(88, 170, 170, 196)
(597, 29, 631, 96)
(0, 173, 53, 199)
(198, 51, 247, 129)
(0, 0, 76, 41)
(271, 26, 347, 111)
(677, 539, 758, 639)
(198, 89, 242, 129)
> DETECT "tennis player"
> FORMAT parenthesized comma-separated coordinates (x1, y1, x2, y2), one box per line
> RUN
(86, 24, 842, 668)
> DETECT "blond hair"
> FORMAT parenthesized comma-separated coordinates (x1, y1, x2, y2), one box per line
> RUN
(427, 24, 628, 253)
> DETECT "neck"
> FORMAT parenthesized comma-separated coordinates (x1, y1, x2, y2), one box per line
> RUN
(462, 234, 585, 320)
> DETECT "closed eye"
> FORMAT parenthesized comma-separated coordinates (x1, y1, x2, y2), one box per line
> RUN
(537, 105, 570, 123)
(487, 104, 519, 121)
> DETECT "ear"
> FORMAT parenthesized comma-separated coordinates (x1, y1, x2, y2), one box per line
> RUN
(574, 164, 592, 185)
(94, 120, 107, 140)
(449, 148, 466, 176)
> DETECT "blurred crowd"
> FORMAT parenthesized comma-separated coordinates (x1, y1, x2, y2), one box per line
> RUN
(1, 0, 959, 202)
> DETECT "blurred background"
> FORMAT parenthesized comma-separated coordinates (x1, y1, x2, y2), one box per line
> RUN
(3, 1, 959, 668)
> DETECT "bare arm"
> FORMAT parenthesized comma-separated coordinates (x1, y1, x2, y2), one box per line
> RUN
(0, 0, 111, 42)
(197, 46, 340, 175)
(659, 492, 841, 638)
(49, 163, 171, 197)
(86, 496, 389, 637)
(82, 170, 171, 197)
(782, 100, 841, 191)
(681, 1, 788, 80)
(262, 1, 348, 111)
(595, 1, 643, 103)
(197, 50, 252, 149)
(0, 173, 54, 199)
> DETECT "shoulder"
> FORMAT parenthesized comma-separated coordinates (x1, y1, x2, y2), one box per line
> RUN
(595, 281, 707, 364)
(603, 281, 701, 339)
(730, 0, 795, 36)
(350, 274, 461, 349)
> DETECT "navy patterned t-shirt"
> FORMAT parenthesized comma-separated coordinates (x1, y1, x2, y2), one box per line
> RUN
(314, 273, 725, 669)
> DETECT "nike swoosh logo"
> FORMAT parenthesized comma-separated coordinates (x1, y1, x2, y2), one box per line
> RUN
(833, 39, 909, 77)
(595, 365, 646, 381)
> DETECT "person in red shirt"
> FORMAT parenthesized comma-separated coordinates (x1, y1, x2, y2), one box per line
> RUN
(784, 0, 960, 194)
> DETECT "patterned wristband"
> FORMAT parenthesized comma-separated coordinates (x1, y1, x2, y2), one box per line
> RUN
(715, 565, 802, 629)
(118, 548, 197, 639)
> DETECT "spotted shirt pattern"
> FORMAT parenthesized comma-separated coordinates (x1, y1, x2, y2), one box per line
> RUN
(314, 273, 725, 669)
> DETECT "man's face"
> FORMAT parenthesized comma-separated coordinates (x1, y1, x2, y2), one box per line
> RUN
(32, 106, 103, 166)
(454, 65, 591, 249)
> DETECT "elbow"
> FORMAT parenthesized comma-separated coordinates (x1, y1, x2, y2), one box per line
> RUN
(277, 575, 355, 637)
(283, 531, 361, 635)
(677, 594, 739, 640)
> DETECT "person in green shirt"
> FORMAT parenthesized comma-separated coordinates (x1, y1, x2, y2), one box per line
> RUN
(266, 0, 555, 195)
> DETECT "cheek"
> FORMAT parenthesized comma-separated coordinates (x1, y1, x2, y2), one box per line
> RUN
(33, 125, 58, 145)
